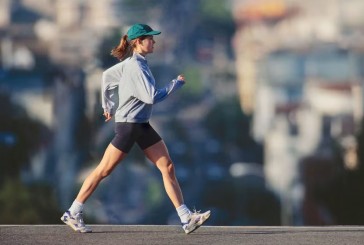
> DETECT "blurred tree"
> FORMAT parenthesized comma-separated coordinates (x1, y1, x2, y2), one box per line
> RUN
(355, 119, 364, 177)
(97, 29, 122, 69)
(200, 97, 277, 226)
(298, 119, 364, 225)
(122, 0, 169, 21)
(204, 97, 252, 146)
(0, 92, 60, 223)
(326, 121, 364, 225)
(190, 0, 235, 60)
(0, 93, 47, 181)
(200, 0, 233, 23)
(202, 96, 263, 164)
(179, 65, 204, 102)
(330, 119, 364, 224)
(0, 180, 60, 223)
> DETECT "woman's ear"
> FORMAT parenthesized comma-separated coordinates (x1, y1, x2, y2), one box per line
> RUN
(135, 38, 143, 46)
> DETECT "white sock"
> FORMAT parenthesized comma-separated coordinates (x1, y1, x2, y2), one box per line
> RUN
(69, 200, 84, 216)
(176, 204, 191, 224)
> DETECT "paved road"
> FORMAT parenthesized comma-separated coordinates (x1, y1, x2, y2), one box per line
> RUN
(1, 225, 364, 245)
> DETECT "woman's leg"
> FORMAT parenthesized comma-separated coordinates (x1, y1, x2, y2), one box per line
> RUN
(75, 143, 127, 203)
(143, 140, 184, 208)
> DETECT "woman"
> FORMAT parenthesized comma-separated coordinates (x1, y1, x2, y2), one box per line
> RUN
(61, 23, 210, 234)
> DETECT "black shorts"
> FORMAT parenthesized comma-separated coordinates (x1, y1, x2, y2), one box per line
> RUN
(111, 122, 162, 153)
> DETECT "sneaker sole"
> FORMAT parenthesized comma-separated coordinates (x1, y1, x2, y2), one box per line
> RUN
(60, 217, 92, 233)
(185, 211, 211, 234)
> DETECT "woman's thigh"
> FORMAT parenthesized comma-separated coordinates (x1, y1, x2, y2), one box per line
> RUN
(143, 140, 171, 166)
(95, 143, 127, 174)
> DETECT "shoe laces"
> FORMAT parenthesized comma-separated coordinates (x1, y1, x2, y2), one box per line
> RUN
(191, 208, 201, 215)
(182, 208, 202, 226)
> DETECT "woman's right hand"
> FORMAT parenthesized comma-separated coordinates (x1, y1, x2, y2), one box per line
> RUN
(103, 111, 113, 122)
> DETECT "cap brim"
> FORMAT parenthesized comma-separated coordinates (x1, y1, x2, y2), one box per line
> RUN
(146, 30, 161, 36)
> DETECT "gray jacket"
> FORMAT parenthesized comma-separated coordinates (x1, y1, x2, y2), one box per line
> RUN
(102, 52, 184, 123)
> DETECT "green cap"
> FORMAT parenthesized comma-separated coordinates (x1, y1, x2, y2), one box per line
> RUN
(127, 24, 161, 41)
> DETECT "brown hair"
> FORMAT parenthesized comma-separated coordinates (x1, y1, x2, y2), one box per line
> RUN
(110, 35, 148, 61)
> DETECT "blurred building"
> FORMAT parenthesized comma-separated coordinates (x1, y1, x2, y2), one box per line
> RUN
(0, 0, 123, 208)
(233, 0, 364, 225)
(0, 0, 11, 28)
(0, 0, 121, 122)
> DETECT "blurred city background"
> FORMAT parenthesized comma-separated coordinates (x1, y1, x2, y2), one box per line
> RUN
(1, 0, 364, 226)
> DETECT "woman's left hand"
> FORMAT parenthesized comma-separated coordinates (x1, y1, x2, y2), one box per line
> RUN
(177, 74, 185, 82)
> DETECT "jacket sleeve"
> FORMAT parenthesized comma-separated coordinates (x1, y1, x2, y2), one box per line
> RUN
(101, 68, 120, 113)
(154, 79, 185, 103)
(131, 64, 185, 104)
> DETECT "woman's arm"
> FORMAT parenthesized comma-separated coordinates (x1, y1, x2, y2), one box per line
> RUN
(153, 77, 185, 103)
(131, 65, 185, 104)
(101, 63, 123, 114)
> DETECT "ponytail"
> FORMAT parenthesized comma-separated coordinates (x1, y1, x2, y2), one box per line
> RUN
(111, 35, 133, 61)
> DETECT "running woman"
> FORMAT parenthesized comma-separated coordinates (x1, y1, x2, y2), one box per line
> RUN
(61, 23, 210, 234)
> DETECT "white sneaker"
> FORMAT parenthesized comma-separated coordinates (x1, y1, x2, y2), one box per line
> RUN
(182, 210, 211, 234)
(61, 211, 92, 233)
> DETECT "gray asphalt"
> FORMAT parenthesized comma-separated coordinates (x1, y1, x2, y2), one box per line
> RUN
(1, 225, 364, 245)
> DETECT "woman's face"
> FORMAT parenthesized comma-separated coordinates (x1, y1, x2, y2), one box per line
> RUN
(136, 36, 155, 56)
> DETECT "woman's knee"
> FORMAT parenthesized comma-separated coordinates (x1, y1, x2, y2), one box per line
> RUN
(99, 168, 113, 179)
(94, 147, 124, 180)
(157, 158, 175, 174)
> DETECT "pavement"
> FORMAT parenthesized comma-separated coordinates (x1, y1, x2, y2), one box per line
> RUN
(1, 225, 364, 245)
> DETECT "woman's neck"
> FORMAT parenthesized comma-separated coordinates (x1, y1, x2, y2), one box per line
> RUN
(134, 49, 146, 57)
